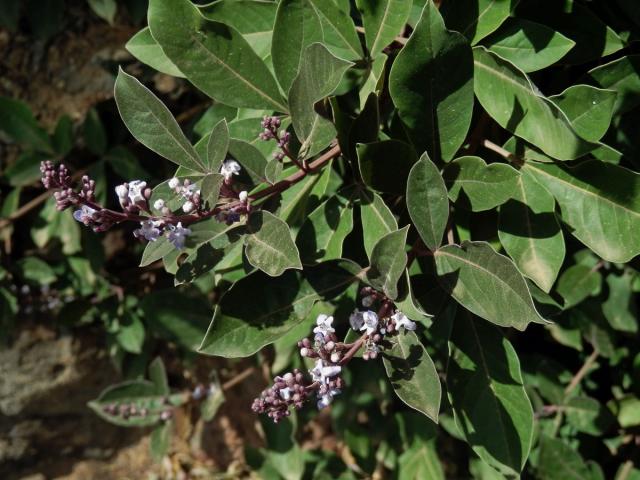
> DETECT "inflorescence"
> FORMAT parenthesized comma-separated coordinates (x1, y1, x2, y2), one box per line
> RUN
(252, 287, 417, 423)
(258, 115, 292, 162)
(41, 157, 250, 251)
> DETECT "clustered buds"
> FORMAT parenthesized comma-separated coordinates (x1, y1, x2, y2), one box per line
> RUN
(41, 161, 120, 232)
(259, 115, 291, 162)
(251, 369, 314, 422)
(253, 289, 419, 423)
(102, 401, 154, 421)
(40, 154, 252, 249)
(115, 180, 153, 214)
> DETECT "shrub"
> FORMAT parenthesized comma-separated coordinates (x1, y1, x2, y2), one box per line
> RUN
(3, 0, 639, 477)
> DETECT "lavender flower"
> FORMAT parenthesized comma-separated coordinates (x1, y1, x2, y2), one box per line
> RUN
(391, 311, 416, 331)
(133, 220, 162, 242)
(220, 160, 241, 181)
(167, 222, 191, 249)
(73, 205, 97, 224)
(360, 310, 378, 335)
(313, 314, 335, 338)
(127, 180, 147, 204)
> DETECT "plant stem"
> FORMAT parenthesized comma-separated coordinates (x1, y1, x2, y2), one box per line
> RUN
(221, 367, 256, 391)
(565, 349, 599, 395)
(550, 349, 599, 437)
(339, 335, 367, 365)
(481, 139, 524, 166)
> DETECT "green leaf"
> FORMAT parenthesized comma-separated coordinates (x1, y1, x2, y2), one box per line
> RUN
(277, 165, 329, 227)
(148, 357, 170, 395)
(618, 396, 640, 428)
(473, 47, 593, 160)
(228, 138, 268, 187)
(140, 237, 174, 267)
(148, 0, 287, 112)
(115, 313, 145, 354)
(88, 381, 186, 428)
(498, 168, 565, 293)
(200, 376, 225, 421)
(395, 272, 432, 324)
(602, 272, 638, 333)
(83, 108, 107, 156)
(0, 97, 52, 153)
(563, 396, 614, 436)
(524, 160, 640, 263)
(115, 69, 206, 172)
(296, 191, 355, 264)
(150, 422, 172, 460)
(206, 119, 229, 172)
(140, 290, 211, 350)
(272, 0, 323, 94)
(443, 156, 519, 212)
(434, 241, 546, 330)
(484, 18, 575, 72)
(359, 189, 398, 259)
(200, 173, 224, 207)
(199, 260, 365, 357)
(125, 27, 184, 77)
(589, 55, 640, 116)
(259, 418, 305, 480)
(17, 257, 56, 285)
(550, 85, 617, 142)
(175, 231, 241, 286)
(367, 226, 409, 300)
(397, 429, 444, 479)
(537, 435, 592, 480)
(357, 140, 417, 194)
(52, 115, 73, 156)
(383, 330, 441, 422)
(308, 0, 362, 60)
(244, 210, 302, 277)
(264, 158, 283, 184)
(356, 0, 412, 56)
(406, 153, 449, 251)
(448, 312, 534, 475)
(441, 0, 517, 45)
(88, 0, 117, 24)
(199, 0, 277, 60)
(389, 1, 473, 161)
(556, 264, 602, 308)
(516, 0, 623, 65)
(289, 43, 352, 159)
(4, 151, 48, 187)
(359, 54, 387, 108)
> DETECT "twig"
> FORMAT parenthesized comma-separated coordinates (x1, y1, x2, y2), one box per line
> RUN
(565, 349, 599, 395)
(0, 169, 87, 230)
(481, 139, 524, 166)
(222, 367, 256, 391)
(251, 143, 341, 202)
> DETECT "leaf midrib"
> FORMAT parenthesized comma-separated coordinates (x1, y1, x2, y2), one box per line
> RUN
(189, 32, 288, 112)
(436, 246, 537, 324)
(469, 319, 520, 469)
(526, 163, 640, 219)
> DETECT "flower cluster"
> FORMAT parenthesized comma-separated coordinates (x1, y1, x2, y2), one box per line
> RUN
(41, 161, 121, 232)
(258, 115, 292, 162)
(40, 155, 251, 251)
(102, 401, 156, 420)
(251, 369, 315, 423)
(252, 287, 419, 423)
